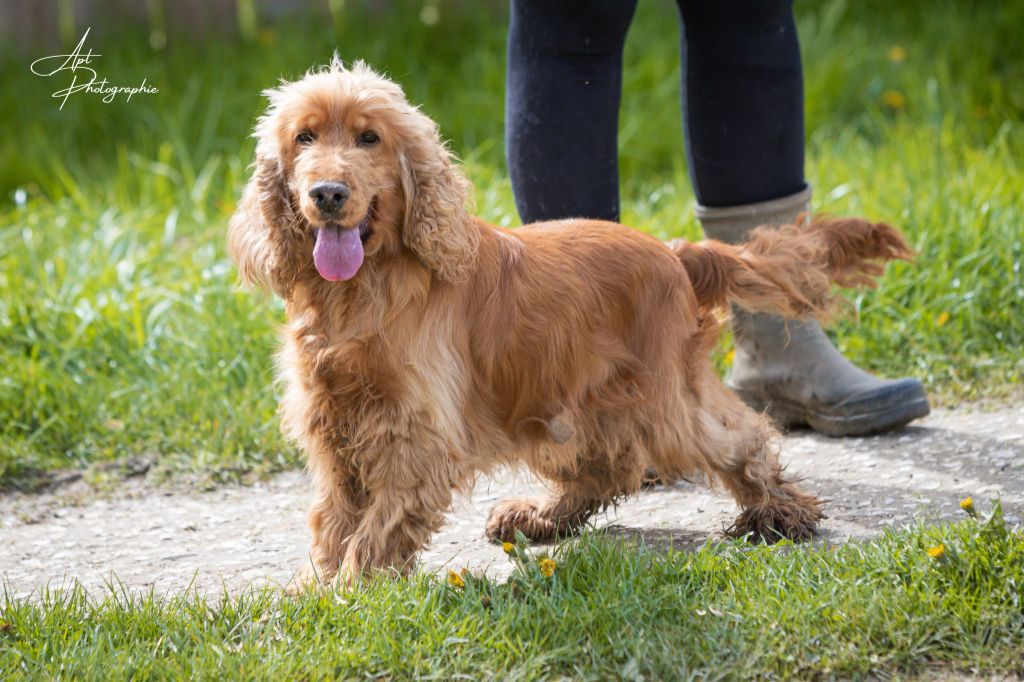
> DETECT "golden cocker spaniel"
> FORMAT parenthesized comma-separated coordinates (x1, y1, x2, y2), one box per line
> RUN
(229, 59, 912, 590)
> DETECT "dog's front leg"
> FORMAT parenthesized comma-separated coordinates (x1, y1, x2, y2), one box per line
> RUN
(338, 477, 454, 584)
(287, 462, 367, 594)
(336, 431, 459, 584)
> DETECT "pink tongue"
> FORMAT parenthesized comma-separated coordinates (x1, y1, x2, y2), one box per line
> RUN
(313, 226, 364, 281)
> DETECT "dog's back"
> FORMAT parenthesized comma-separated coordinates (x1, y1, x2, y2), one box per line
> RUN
(465, 219, 697, 438)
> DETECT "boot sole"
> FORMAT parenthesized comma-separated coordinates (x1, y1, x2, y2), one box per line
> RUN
(733, 389, 931, 438)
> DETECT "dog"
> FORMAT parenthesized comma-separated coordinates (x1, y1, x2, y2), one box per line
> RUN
(228, 59, 913, 590)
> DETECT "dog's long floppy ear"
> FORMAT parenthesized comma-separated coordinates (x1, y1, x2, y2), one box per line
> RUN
(227, 149, 303, 298)
(399, 113, 479, 284)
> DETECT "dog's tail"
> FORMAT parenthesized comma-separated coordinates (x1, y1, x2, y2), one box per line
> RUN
(669, 216, 913, 319)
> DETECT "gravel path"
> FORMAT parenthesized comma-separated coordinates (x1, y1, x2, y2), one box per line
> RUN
(3, 403, 1022, 599)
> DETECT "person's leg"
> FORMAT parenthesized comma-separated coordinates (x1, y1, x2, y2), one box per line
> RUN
(676, 0, 929, 436)
(506, 0, 638, 223)
(677, 0, 806, 207)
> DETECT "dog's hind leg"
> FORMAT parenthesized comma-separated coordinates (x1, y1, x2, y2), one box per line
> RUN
(485, 444, 645, 544)
(692, 385, 823, 542)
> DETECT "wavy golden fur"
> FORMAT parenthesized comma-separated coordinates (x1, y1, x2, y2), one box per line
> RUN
(228, 59, 913, 590)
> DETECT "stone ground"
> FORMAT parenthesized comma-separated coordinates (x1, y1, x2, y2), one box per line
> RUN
(2, 402, 1022, 599)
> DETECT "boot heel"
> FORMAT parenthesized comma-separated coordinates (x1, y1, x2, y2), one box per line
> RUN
(729, 387, 806, 430)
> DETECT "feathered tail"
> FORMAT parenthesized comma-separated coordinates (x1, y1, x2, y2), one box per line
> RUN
(669, 215, 913, 319)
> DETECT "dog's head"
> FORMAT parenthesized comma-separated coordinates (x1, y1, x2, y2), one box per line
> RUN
(228, 59, 478, 297)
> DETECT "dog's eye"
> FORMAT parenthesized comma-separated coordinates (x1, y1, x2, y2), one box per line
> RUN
(295, 131, 315, 145)
(358, 130, 380, 146)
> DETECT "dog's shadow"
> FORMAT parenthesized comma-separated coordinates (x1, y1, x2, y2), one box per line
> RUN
(593, 524, 711, 553)
(591, 523, 852, 554)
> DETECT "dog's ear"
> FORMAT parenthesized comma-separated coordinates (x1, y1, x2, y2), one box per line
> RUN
(399, 114, 479, 284)
(228, 151, 303, 298)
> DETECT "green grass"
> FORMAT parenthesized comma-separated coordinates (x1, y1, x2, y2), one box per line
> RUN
(1, 0, 1022, 490)
(3, 503, 1022, 679)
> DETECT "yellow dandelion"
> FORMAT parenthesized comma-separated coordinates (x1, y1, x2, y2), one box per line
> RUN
(960, 497, 976, 516)
(724, 349, 736, 366)
(539, 557, 556, 578)
(887, 45, 906, 63)
(935, 311, 950, 327)
(256, 29, 277, 47)
(927, 544, 946, 559)
(882, 89, 906, 109)
(502, 541, 515, 554)
(447, 569, 465, 589)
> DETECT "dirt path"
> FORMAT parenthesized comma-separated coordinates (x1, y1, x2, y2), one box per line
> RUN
(3, 403, 1022, 599)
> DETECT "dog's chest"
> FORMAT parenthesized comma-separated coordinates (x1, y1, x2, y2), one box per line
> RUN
(296, 331, 403, 405)
(282, 309, 469, 456)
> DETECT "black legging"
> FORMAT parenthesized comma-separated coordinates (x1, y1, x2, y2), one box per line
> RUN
(505, 0, 807, 223)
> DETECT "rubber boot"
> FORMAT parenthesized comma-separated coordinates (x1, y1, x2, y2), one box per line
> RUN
(696, 187, 931, 437)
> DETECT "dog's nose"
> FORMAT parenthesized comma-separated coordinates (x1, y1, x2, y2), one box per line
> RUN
(309, 181, 350, 216)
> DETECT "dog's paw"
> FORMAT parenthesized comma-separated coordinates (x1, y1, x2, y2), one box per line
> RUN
(284, 562, 341, 596)
(726, 495, 823, 543)
(284, 565, 320, 596)
(485, 498, 560, 543)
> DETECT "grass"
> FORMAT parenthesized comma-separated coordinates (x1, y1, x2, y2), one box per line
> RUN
(3, 502, 1022, 679)
(0, 0, 1022, 488)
